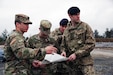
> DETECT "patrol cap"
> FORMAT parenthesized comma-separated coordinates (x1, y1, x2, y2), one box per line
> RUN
(40, 20, 52, 34)
(15, 14, 32, 24)
(59, 18, 68, 26)
(68, 6, 80, 15)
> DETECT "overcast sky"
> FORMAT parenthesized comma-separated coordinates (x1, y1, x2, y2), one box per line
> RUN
(0, 0, 113, 37)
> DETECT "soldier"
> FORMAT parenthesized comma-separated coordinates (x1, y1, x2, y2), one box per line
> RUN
(50, 18, 69, 75)
(61, 6, 96, 75)
(50, 18, 68, 46)
(4, 14, 57, 75)
(27, 20, 60, 75)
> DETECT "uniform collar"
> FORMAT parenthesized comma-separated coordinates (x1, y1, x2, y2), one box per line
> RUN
(68, 21, 82, 30)
(13, 30, 23, 35)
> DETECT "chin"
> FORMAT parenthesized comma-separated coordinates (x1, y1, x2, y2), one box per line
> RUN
(24, 30, 28, 32)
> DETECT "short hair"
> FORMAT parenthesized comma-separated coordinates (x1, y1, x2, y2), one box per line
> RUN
(14, 20, 21, 25)
(68, 6, 80, 15)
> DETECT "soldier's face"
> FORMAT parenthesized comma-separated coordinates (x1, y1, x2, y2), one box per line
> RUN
(20, 23, 29, 33)
(60, 26, 67, 33)
(39, 28, 50, 38)
(69, 13, 80, 22)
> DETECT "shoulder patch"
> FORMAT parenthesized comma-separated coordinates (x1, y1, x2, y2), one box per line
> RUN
(10, 38, 16, 45)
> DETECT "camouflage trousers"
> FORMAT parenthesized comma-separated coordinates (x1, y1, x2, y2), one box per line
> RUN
(56, 60, 95, 75)
(5, 61, 31, 75)
(54, 62, 71, 75)
(31, 68, 49, 75)
(80, 65, 95, 75)
(5, 68, 31, 75)
(68, 64, 95, 75)
(30, 64, 55, 75)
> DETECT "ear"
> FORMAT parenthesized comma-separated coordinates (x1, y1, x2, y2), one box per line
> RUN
(39, 28, 41, 32)
(68, 14, 71, 18)
(15, 22, 20, 27)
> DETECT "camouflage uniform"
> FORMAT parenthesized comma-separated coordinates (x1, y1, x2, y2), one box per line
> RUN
(50, 28, 70, 75)
(50, 18, 68, 47)
(27, 20, 60, 75)
(4, 14, 46, 75)
(50, 28, 63, 46)
(50, 19, 70, 75)
(4, 30, 46, 75)
(61, 21, 96, 75)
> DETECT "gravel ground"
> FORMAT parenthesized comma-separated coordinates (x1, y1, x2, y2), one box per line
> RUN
(91, 48, 113, 75)
(94, 57, 113, 75)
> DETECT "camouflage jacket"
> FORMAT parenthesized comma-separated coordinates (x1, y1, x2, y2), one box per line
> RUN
(50, 28, 63, 46)
(61, 21, 95, 65)
(27, 33, 60, 60)
(4, 30, 44, 72)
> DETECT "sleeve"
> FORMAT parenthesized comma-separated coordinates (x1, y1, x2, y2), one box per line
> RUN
(27, 36, 36, 49)
(10, 36, 46, 60)
(50, 30, 57, 40)
(52, 38, 61, 54)
(60, 29, 69, 53)
(75, 25, 95, 58)
(27, 36, 46, 60)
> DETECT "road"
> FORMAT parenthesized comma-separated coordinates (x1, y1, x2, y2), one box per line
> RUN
(0, 48, 113, 75)
(0, 62, 4, 75)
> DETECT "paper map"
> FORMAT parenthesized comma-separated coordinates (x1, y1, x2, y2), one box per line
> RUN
(42, 53, 68, 64)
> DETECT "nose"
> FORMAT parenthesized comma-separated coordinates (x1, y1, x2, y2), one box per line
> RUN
(63, 27, 66, 30)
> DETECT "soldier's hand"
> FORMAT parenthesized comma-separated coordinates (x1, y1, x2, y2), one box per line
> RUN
(68, 53, 76, 61)
(45, 45, 57, 54)
(32, 60, 41, 67)
(61, 51, 66, 57)
(39, 63, 46, 68)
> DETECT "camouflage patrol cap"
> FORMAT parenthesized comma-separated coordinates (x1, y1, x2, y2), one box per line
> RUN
(40, 20, 52, 34)
(15, 14, 32, 24)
